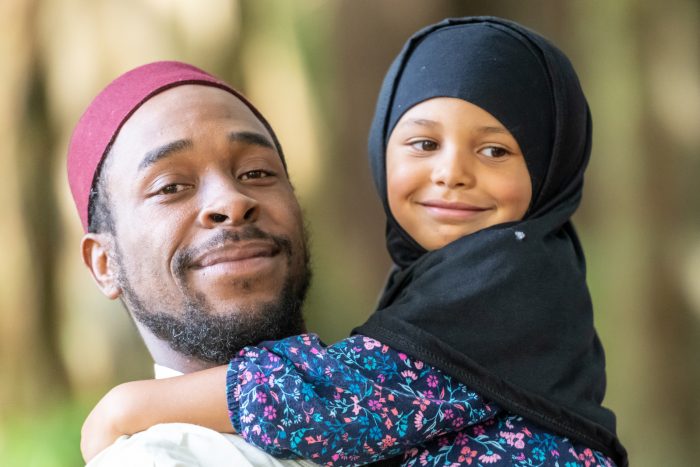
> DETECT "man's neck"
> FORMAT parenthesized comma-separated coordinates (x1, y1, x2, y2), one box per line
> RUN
(134, 320, 214, 374)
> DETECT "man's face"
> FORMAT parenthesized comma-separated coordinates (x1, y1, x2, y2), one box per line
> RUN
(101, 85, 309, 364)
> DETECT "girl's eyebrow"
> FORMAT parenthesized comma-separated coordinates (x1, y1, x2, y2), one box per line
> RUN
(475, 126, 509, 134)
(400, 118, 440, 128)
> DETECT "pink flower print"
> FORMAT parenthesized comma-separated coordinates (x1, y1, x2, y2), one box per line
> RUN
(454, 432, 469, 446)
(419, 450, 430, 466)
(377, 373, 386, 383)
(261, 433, 272, 445)
(241, 370, 252, 384)
(443, 409, 454, 420)
(514, 435, 525, 449)
(241, 412, 255, 424)
(414, 411, 424, 430)
(500, 431, 525, 449)
(472, 424, 485, 436)
(437, 436, 450, 447)
(350, 395, 361, 415)
(551, 449, 560, 458)
(478, 452, 502, 463)
(426, 374, 439, 387)
(522, 426, 532, 437)
(414, 360, 424, 370)
(515, 452, 525, 461)
(256, 391, 267, 404)
(363, 337, 381, 350)
(412, 398, 430, 411)
(422, 390, 434, 399)
(254, 371, 266, 384)
(368, 399, 383, 411)
(577, 448, 596, 467)
(263, 405, 277, 420)
(380, 434, 397, 450)
(398, 353, 407, 361)
(401, 370, 418, 380)
(452, 416, 465, 429)
(458, 446, 478, 465)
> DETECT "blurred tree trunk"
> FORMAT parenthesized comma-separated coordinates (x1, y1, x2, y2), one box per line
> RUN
(571, 1, 699, 464)
(17, 5, 71, 404)
(0, 0, 70, 414)
(636, 1, 700, 461)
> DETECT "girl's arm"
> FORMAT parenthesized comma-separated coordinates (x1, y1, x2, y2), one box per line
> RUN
(80, 366, 230, 462)
(227, 333, 501, 466)
(82, 333, 501, 466)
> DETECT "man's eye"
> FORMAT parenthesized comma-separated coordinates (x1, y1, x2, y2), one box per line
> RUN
(409, 140, 439, 151)
(480, 146, 510, 158)
(158, 184, 188, 195)
(240, 170, 272, 180)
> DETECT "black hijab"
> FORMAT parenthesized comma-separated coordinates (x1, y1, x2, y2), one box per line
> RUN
(353, 17, 627, 465)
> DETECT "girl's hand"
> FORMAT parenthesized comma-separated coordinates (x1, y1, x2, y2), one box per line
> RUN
(81, 382, 137, 462)
(80, 366, 232, 463)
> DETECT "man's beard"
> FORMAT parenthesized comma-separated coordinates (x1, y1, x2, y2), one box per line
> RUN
(113, 226, 311, 365)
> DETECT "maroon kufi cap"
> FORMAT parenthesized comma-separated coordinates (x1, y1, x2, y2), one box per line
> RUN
(67, 60, 284, 232)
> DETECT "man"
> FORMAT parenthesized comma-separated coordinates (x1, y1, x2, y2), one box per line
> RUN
(68, 61, 315, 466)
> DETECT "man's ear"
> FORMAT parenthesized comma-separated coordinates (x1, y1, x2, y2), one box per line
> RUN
(81, 233, 122, 300)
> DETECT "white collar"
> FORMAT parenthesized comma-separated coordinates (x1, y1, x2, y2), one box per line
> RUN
(154, 363, 183, 379)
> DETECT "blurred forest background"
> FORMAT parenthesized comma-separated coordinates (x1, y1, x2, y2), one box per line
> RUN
(1, 0, 698, 465)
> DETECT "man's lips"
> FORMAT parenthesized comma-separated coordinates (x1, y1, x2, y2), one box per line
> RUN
(190, 241, 280, 269)
(418, 199, 492, 220)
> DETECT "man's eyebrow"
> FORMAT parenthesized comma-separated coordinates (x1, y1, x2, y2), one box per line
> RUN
(138, 139, 193, 171)
(228, 131, 274, 149)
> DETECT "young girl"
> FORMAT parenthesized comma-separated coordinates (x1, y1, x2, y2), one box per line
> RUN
(83, 17, 627, 466)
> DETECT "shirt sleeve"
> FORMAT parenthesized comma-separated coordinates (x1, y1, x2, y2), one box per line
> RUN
(86, 423, 279, 467)
(226, 334, 500, 466)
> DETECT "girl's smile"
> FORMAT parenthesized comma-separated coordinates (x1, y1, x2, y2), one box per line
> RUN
(418, 199, 492, 222)
(386, 97, 533, 250)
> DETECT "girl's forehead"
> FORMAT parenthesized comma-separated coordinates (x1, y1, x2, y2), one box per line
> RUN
(394, 98, 509, 129)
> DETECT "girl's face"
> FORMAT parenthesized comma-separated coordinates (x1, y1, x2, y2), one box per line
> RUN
(386, 97, 532, 250)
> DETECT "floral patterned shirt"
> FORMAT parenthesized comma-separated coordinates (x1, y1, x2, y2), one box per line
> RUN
(226, 334, 614, 466)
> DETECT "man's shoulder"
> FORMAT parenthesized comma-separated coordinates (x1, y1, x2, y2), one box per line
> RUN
(86, 423, 315, 467)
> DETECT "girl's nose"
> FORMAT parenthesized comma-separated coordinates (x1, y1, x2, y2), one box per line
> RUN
(430, 147, 475, 189)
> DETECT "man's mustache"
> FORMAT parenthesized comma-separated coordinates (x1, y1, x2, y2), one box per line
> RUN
(173, 226, 293, 276)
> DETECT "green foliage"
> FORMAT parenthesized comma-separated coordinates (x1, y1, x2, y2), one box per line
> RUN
(0, 402, 86, 467)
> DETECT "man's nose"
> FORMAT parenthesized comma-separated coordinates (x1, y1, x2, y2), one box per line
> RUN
(430, 146, 476, 189)
(197, 179, 259, 228)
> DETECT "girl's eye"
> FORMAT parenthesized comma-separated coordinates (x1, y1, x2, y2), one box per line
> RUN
(240, 170, 272, 180)
(409, 140, 439, 152)
(480, 146, 510, 158)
